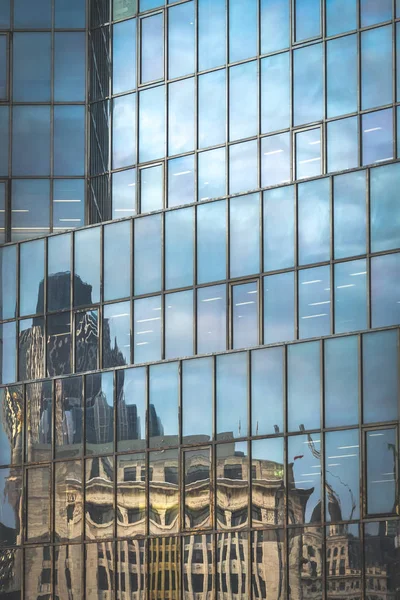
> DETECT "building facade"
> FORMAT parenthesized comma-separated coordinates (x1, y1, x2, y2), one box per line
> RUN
(0, 0, 399, 598)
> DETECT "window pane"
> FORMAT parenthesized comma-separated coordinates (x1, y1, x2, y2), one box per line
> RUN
(139, 85, 165, 162)
(149, 455, 179, 534)
(75, 310, 99, 373)
(232, 282, 258, 350)
(229, 61, 257, 141)
(114, 0, 136, 19)
(294, 43, 323, 126)
(0, 467, 21, 545)
(0, 107, 9, 176)
(362, 109, 393, 165)
(198, 147, 226, 201)
(197, 285, 226, 354)
(0, 245, 17, 320)
(12, 106, 50, 176)
(184, 535, 214, 595)
(11, 179, 50, 242)
(333, 170, 366, 259)
(264, 272, 295, 344)
(324, 336, 359, 428)
(229, 0, 257, 62)
(263, 186, 294, 271)
(371, 253, 400, 327)
(54, 32, 85, 101)
(0, 2, 10, 28)
(134, 214, 161, 295)
(261, 52, 290, 133)
(288, 341, 320, 432)
(13, 33, 51, 101)
(296, 128, 322, 180)
(86, 542, 115, 598)
(55, 461, 83, 541)
(85, 372, 114, 454)
(370, 163, 400, 252)
(327, 34, 357, 118)
(299, 266, 331, 339)
(361, 0, 392, 26)
(133, 295, 161, 364)
(0, 322, 15, 384)
(295, 0, 321, 42)
(198, 0, 226, 70)
(141, 14, 163, 83)
(198, 70, 226, 149)
(14, 0, 51, 27)
(112, 168, 136, 219)
(55, 376, 83, 458)
(25, 547, 51, 598)
(230, 194, 260, 278)
(288, 435, 321, 524)
(165, 290, 193, 359)
(26, 466, 51, 542)
(74, 226, 101, 306)
(261, 133, 291, 187)
(361, 26, 392, 110)
(18, 317, 44, 381)
(85, 456, 114, 539)
(47, 313, 72, 377)
(252, 439, 284, 527)
(104, 220, 131, 301)
(117, 453, 146, 537)
(298, 178, 330, 265)
(334, 259, 367, 333)
(165, 208, 194, 289)
(167, 155, 194, 207)
(363, 330, 398, 424)
(182, 357, 213, 443)
(168, 1, 194, 79)
(184, 448, 212, 529)
(55, 545, 82, 600)
(149, 362, 179, 447)
(0, 385, 23, 465)
(366, 429, 396, 515)
(216, 443, 249, 527)
(103, 301, 131, 368)
(168, 78, 194, 156)
(251, 347, 284, 436)
(140, 164, 163, 212)
(53, 179, 85, 232)
(325, 430, 360, 521)
(48, 233, 71, 312)
(112, 94, 136, 169)
(252, 530, 285, 597)
(217, 353, 247, 440)
(20, 238, 45, 316)
(197, 200, 226, 284)
(326, 524, 361, 595)
(328, 1, 356, 34)
(229, 140, 258, 195)
(261, 0, 289, 53)
(116, 367, 145, 451)
(55, 0, 86, 27)
(113, 19, 136, 94)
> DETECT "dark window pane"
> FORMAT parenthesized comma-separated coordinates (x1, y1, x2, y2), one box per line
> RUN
(261, 0, 289, 53)
(198, 70, 226, 149)
(251, 347, 284, 436)
(334, 259, 367, 333)
(113, 19, 136, 94)
(20, 240, 45, 316)
(75, 310, 99, 373)
(141, 14, 163, 83)
(0, 548, 21, 597)
(47, 313, 71, 377)
(0, 322, 15, 385)
(184, 448, 211, 529)
(85, 372, 114, 454)
(0, 385, 23, 465)
(112, 93, 136, 169)
(326, 0, 357, 35)
(264, 272, 295, 344)
(55, 376, 83, 458)
(168, 78, 194, 156)
(167, 155, 194, 207)
(216, 443, 248, 528)
(0, 2, 10, 28)
(53, 179, 85, 232)
(363, 330, 398, 424)
(370, 163, 400, 252)
(104, 220, 131, 301)
(298, 178, 330, 265)
(12, 106, 50, 176)
(288, 341, 321, 432)
(85, 456, 114, 539)
(55, 0, 86, 27)
(133, 295, 161, 364)
(333, 170, 367, 259)
(149, 362, 179, 447)
(288, 435, 321, 524)
(18, 317, 45, 381)
(182, 357, 213, 443)
(54, 32, 85, 101)
(14, 0, 51, 28)
(325, 430, 360, 521)
(371, 253, 400, 327)
(134, 214, 161, 295)
(165, 290, 193, 359)
(364, 520, 400, 600)
(362, 108, 393, 165)
(103, 301, 131, 368)
(366, 429, 396, 515)
(295, 0, 321, 42)
(197, 200, 226, 284)
(327, 34, 357, 118)
(294, 43, 323, 126)
(263, 186, 294, 271)
(11, 179, 50, 242)
(217, 353, 247, 440)
(0, 107, 9, 175)
(198, 0, 226, 70)
(54, 105, 85, 176)
(361, 26, 392, 110)
(117, 454, 146, 537)
(299, 266, 331, 339)
(230, 194, 260, 278)
(168, 1, 194, 79)
(55, 461, 83, 541)
(324, 336, 359, 428)
(165, 208, 194, 289)
(26, 466, 51, 542)
(197, 285, 226, 354)
(114, 0, 136, 19)
(232, 282, 258, 350)
(74, 226, 101, 306)
(117, 367, 146, 451)
(229, 0, 257, 62)
(13, 33, 51, 101)
(48, 233, 71, 312)
(229, 61, 257, 141)
(252, 438, 284, 526)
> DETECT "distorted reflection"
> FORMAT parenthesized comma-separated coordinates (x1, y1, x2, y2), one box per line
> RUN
(0, 548, 21, 598)
(251, 438, 284, 527)
(217, 531, 248, 599)
(117, 453, 146, 538)
(149, 449, 179, 535)
(26, 465, 51, 542)
(85, 372, 114, 454)
(216, 442, 249, 529)
(103, 301, 131, 368)
(116, 539, 146, 600)
(55, 544, 82, 600)
(74, 226, 101, 306)
(85, 456, 114, 540)
(0, 467, 22, 546)
(18, 317, 45, 381)
(288, 434, 321, 525)
(75, 310, 99, 373)
(25, 380, 52, 463)
(25, 546, 52, 599)
(326, 523, 361, 600)
(0, 322, 16, 385)
(86, 541, 115, 600)
(366, 429, 396, 515)
(325, 430, 360, 522)
(46, 312, 72, 377)
(148, 536, 180, 599)
(47, 233, 71, 312)
(288, 527, 322, 600)
(252, 529, 285, 600)
(0, 385, 23, 466)
(55, 461, 83, 542)
(184, 447, 211, 530)
(183, 534, 214, 598)
(364, 520, 400, 600)
(117, 367, 146, 451)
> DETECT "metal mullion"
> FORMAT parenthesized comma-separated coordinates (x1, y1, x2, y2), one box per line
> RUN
(319, 340, 326, 531)
(113, 368, 117, 542)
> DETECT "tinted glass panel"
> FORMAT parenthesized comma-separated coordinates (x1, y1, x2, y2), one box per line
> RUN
(197, 285, 226, 354)
(0, 107, 9, 176)
(53, 179, 85, 232)
(113, 19, 136, 94)
(288, 341, 320, 432)
(134, 214, 161, 295)
(363, 330, 398, 424)
(361, 0, 392, 26)
(54, 32, 85, 101)
(334, 259, 367, 333)
(55, 0, 86, 27)
(85, 372, 114, 454)
(198, 0, 226, 70)
(325, 429, 360, 521)
(371, 252, 400, 327)
(168, 1, 194, 79)
(327, 35, 357, 118)
(140, 164, 163, 212)
(229, 140, 258, 195)
(298, 178, 330, 265)
(261, 53, 290, 134)
(0, 245, 16, 320)
(232, 282, 258, 350)
(229, 0, 257, 62)
(168, 78, 194, 156)
(112, 94, 136, 169)
(361, 26, 392, 110)
(333, 170, 366, 259)
(366, 429, 396, 515)
(116, 367, 145, 451)
(47, 312, 72, 377)
(263, 186, 294, 271)
(141, 14, 163, 83)
(75, 310, 99, 373)
(326, 0, 357, 35)
(0, 3, 10, 28)
(165, 290, 193, 359)
(264, 272, 295, 344)
(165, 208, 194, 289)
(216, 443, 248, 528)
(261, 0, 289, 53)
(370, 163, 400, 252)
(0, 322, 15, 384)
(104, 221, 131, 301)
(293, 43, 323, 126)
(299, 266, 331, 339)
(251, 347, 284, 436)
(230, 194, 260, 278)
(182, 357, 213, 443)
(229, 61, 257, 141)
(216, 353, 247, 440)
(74, 226, 101, 306)
(295, 0, 321, 42)
(197, 200, 226, 284)
(134, 295, 161, 364)
(324, 336, 359, 428)
(198, 70, 226, 148)
(364, 521, 400, 600)
(288, 435, 321, 524)
(55, 376, 83, 458)
(14, 0, 51, 27)
(149, 362, 179, 447)
(48, 233, 71, 312)
(11, 179, 50, 241)
(139, 85, 165, 162)
(167, 155, 194, 207)
(12, 106, 50, 176)
(0, 385, 23, 465)
(112, 167, 136, 219)
(103, 301, 131, 368)
(296, 127, 322, 180)
(20, 239, 45, 316)
(362, 109, 393, 165)
(18, 317, 45, 381)
(261, 132, 291, 187)
(13, 33, 51, 101)
(198, 147, 226, 201)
